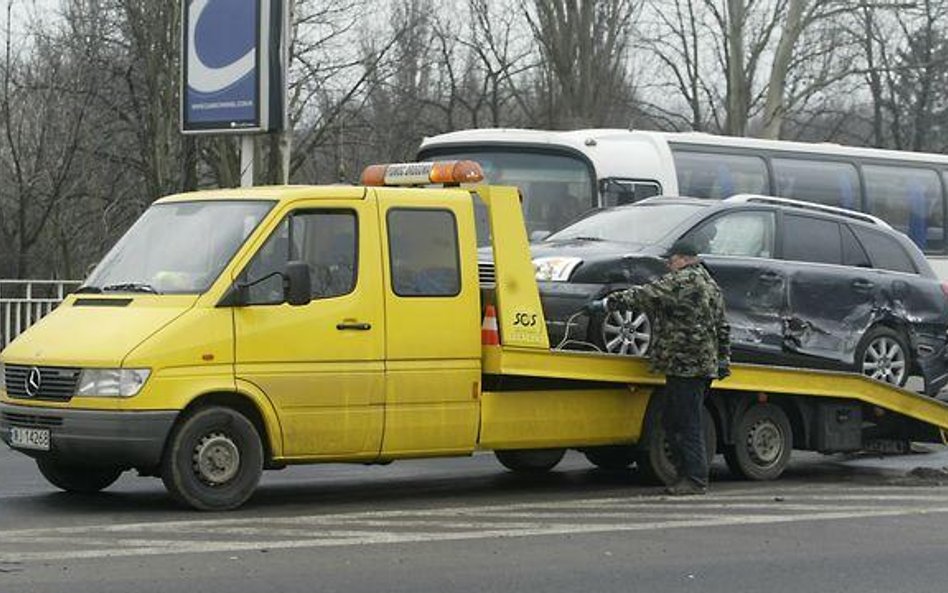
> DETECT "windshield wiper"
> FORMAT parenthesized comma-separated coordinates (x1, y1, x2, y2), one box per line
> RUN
(565, 235, 604, 242)
(73, 285, 102, 294)
(101, 282, 160, 294)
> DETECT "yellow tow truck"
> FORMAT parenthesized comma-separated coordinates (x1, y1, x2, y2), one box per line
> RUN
(2, 160, 948, 510)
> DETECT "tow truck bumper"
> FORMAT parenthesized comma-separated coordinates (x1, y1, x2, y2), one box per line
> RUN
(0, 402, 176, 469)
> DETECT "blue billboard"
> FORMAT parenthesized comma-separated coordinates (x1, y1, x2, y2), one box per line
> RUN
(181, 0, 285, 134)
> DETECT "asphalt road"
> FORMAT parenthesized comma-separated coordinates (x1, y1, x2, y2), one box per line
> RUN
(3, 445, 948, 593)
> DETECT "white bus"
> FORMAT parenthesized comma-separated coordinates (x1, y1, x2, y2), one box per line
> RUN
(417, 128, 948, 276)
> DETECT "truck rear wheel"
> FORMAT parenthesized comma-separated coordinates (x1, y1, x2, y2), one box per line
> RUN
(584, 445, 637, 470)
(637, 408, 716, 485)
(724, 403, 792, 481)
(161, 406, 263, 511)
(494, 448, 565, 473)
(37, 459, 122, 493)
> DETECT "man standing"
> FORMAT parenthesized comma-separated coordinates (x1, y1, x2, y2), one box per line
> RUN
(589, 240, 730, 495)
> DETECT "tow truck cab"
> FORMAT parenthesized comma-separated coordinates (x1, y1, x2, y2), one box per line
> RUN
(0, 163, 523, 509)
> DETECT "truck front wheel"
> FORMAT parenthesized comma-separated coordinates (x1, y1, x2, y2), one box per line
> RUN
(37, 459, 122, 493)
(494, 448, 565, 473)
(161, 406, 263, 511)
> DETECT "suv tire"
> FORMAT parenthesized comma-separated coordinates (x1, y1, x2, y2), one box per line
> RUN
(856, 326, 910, 387)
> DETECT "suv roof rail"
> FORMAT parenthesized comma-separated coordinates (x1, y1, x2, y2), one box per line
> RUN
(725, 194, 892, 229)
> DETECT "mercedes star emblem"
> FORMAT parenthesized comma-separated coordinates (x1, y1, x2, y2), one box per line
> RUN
(25, 366, 41, 397)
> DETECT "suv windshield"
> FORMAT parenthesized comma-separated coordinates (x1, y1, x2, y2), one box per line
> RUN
(84, 200, 274, 294)
(547, 203, 707, 244)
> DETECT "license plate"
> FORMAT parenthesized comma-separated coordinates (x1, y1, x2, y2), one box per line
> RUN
(10, 426, 50, 451)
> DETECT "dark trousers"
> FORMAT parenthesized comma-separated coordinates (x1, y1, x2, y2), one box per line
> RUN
(662, 376, 711, 487)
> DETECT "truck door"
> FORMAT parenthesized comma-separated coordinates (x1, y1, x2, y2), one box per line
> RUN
(233, 196, 385, 460)
(377, 188, 481, 457)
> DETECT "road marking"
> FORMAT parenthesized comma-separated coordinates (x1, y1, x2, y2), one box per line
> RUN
(3, 487, 948, 562)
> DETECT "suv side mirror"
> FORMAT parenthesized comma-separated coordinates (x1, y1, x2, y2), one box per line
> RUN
(283, 261, 312, 306)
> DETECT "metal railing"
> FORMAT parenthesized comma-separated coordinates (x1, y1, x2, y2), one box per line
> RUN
(0, 280, 81, 349)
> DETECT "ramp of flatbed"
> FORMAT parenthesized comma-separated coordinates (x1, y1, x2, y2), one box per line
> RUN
(483, 345, 948, 431)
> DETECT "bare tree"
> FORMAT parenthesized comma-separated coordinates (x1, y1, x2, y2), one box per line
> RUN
(523, 0, 640, 128)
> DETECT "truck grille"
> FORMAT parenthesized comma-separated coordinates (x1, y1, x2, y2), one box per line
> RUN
(1, 411, 63, 427)
(5, 365, 80, 401)
(478, 261, 496, 284)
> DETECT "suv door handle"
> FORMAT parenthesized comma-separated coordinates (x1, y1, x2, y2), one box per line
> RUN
(852, 279, 875, 291)
(759, 271, 783, 284)
(337, 322, 372, 331)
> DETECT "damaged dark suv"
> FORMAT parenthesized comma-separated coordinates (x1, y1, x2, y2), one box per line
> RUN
(522, 194, 948, 394)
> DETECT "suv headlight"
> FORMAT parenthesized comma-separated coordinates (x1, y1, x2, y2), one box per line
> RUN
(76, 368, 151, 397)
(533, 257, 583, 282)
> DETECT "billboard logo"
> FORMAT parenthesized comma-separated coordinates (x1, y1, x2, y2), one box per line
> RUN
(187, 0, 255, 94)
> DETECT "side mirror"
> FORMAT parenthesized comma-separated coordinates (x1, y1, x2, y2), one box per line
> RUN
(283, 261, 312, 306)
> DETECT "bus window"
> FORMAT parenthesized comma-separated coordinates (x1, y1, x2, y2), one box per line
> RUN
(672, 150, 768, 199)
(773, 158, 861, 211)
(414, 148, 595, 238)
(864, 165, 944, 252)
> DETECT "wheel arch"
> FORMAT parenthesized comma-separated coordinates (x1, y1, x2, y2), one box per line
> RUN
(175, 389, 281, 466)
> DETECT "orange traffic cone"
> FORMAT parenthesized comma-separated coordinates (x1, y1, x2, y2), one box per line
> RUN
(481, 304, 500, 345)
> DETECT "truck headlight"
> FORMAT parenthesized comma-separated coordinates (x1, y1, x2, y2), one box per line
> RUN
(533, 257, 582, 282)
(0, 361, 5, 392)
(76, 368, 151, 397)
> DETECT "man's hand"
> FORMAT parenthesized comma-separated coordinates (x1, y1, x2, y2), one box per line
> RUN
(716, 359, 731, 380)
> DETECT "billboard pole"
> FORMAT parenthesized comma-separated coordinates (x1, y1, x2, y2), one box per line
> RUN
(240, 136, 254, 187)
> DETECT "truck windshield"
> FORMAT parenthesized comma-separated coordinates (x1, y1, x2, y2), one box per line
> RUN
(83, 200, 274, 294)
(418, 148, 595, 237)
(548, 203, 707, 244)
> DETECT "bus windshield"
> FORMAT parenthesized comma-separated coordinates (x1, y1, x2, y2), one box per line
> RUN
(83, 200, 274, 294)
(418, 148, 595, 237)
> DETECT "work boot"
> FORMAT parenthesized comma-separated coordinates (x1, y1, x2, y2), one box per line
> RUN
(664, 479, 708, 496)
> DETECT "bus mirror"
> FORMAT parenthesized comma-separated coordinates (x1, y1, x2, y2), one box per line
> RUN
(530, 230, 551, 242)
(283, 261, 312, 306)
(600, 178, 636, 206)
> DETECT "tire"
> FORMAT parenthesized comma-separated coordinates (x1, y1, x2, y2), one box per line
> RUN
(636, 407, 717, 485)
(856, 326, 910, 387)
(724, 403, 792, 481)
(161, 406, 263, 511)
(494, 448, 566, 473)
(590, 302, 652, 356)
(36, 459, 122, 493)
(584, 445, 637, 470)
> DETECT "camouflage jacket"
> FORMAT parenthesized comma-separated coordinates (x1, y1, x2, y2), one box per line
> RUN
(612, 262, 730, 378)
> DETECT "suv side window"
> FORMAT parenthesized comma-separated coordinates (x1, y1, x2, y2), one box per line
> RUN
(782, 214, 842, 265)
(388, 208, 461, 297)
(245, 210, 358, 305)
(841, 225, 871, 268)
(851, 226, 917, 274)
(682, 210, 775, 258)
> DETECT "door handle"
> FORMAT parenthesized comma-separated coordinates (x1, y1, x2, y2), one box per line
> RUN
(759, 271, 782, 284)
(336, 322, 372, 331)
(852, 279, 875, 291)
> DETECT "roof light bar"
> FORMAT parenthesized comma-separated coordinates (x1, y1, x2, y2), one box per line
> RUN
(360, 161, 485, 187)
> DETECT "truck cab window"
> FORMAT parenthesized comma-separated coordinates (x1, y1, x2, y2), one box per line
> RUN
(245, 210, 358, 305)
(388, 208, 461, 297)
